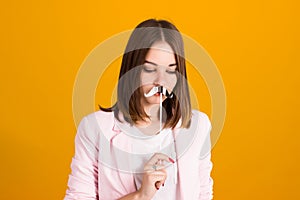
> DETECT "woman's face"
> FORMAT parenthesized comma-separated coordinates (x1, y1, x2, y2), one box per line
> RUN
(140, 41, 177, 108)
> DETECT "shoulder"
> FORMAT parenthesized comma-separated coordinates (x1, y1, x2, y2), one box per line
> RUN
(77, 110, 115, 132)
(191, 109, 211, 129)
(191, 110, 212, 158)
(74, 110, 118, 146)
(83, 110, 115, 123)
(84, 110, 114, 120)
(190, 109, 212, 144)
(175, 109, 211, 137)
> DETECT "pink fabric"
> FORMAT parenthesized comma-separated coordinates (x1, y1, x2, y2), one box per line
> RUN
(64, 110, 213, 200)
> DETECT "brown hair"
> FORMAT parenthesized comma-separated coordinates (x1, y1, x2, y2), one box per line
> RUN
(99, 18, 191, 129)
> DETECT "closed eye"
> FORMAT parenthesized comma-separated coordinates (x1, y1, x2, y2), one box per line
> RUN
(143, 67, 156, 73)
(166, 70, 176, 74)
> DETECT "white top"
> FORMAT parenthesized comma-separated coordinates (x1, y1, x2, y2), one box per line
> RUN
(114, 119, 178, 199)
(131, 128, 178, 200)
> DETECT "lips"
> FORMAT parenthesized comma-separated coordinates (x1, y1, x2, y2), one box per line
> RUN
(144, 86, 174, 98)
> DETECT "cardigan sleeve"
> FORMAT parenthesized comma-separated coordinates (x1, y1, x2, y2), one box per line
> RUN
(198, 116, 214, 200)
(64, 116, 99, 200)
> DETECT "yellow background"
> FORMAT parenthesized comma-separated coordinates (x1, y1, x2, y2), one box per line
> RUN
(1, 0, 299, 199)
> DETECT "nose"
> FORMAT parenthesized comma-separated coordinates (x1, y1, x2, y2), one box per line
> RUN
(153, 68, 166, 86)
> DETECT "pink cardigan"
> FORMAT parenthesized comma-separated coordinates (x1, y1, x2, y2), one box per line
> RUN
(64, 110, 213, 200)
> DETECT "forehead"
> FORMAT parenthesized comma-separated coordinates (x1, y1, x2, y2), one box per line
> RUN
(145, 41, 176, 64)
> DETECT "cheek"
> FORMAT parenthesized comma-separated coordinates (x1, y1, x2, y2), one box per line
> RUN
(140, 73, 154, 86)
(165, 75, 177, 89)
(141, 85, 153, 94)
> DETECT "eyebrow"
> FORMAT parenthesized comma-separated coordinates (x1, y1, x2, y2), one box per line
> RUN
(144, 60, 177, 67)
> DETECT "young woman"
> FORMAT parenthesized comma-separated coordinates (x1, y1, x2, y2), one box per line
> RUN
(65, 19, 213, 200)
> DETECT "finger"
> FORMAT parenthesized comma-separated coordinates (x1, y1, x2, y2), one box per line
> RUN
(155, 181, 162, 190)
(146, 153, 175, 166)
(149, 170, 167, 190)
(155, 175, 167, 190)
(153, 163, 165, 171)
(149, 173, 166, 186)
(144, 163, 166, 172)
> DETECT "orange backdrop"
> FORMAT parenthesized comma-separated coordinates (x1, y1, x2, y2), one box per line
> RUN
(0, 0, 299, 199)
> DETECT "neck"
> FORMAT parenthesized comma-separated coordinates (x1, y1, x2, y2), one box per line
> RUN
(135, 104, 163, 135)
(145, 104, 160, 121)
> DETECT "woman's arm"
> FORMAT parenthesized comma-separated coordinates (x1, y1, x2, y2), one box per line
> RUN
(198, 118, 214, 200)
(198, 152, 214, 200)
(118, 190, 148, 200)
(64, 116, 99, 200)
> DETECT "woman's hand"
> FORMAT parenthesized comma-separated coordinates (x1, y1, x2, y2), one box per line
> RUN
(137, 153, 175, 200)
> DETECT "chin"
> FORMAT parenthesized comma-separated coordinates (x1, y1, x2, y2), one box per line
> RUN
(146, 99, 160, 105)
(145, 96, 166, 104)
